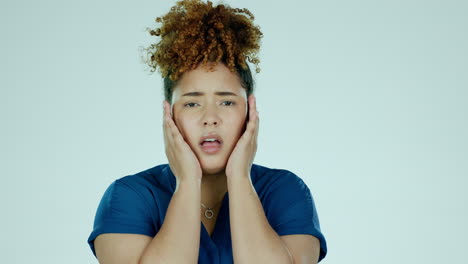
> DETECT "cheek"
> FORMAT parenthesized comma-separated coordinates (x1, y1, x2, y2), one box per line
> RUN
(225, 112, 247, 135)
(174, 116, 186, 135)
(174, 116, 196, 140)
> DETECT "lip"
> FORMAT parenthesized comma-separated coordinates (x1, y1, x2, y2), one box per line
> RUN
(199, 132, 223, 154)
(199, 132, 223, 145)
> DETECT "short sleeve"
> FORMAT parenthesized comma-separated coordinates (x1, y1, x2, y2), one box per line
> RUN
(87, 180, 157, 257)
(264, 171, 328, 262)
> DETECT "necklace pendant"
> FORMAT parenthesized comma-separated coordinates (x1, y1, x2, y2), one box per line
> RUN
(205, 209, 214, 219)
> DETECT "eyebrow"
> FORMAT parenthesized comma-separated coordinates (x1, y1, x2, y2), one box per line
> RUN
(181, 91, 238, 97)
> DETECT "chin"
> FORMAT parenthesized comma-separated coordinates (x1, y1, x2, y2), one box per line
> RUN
(200, 158, 227, 175)
(202, 167, 225, 175)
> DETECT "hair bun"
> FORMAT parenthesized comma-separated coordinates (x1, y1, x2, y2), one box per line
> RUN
(141, 0, 263, 81)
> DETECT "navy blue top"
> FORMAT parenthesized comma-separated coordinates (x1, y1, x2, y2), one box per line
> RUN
(87, 163, 327, 263)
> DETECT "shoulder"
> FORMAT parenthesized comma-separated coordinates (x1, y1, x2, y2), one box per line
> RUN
(251, 163, 309, 197)
(115, 163, 175, 195)
(97, 163, 175, 215)
(252, 163, 298, 179)
(252, 163, 306, 186)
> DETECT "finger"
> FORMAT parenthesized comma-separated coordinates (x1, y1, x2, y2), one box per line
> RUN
(252, 94, 257, 114)
(162, 100, 167, 136)
(163, 101, 173, 147)
(163, 101, 188, 147)
(246, 95, 259, 147)
(253, 95, 259, 137)
(253, 108, 259, 145)
(237, 94, 254, 143)
(164, 101, 179, 146)
(249, 94, 255, 122)
(164, 101, 176, 142)
(244, 102, 257, 139)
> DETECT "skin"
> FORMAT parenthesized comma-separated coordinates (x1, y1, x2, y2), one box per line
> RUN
(162, 62, 259, 209)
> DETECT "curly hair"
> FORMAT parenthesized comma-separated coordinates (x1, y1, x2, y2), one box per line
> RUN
(140, 0, 263, 103)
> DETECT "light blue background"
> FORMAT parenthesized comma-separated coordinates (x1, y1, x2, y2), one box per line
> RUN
(2, 0, 467, 263)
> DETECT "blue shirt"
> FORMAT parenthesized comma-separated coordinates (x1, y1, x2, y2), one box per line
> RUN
(87, 163, 327, 263)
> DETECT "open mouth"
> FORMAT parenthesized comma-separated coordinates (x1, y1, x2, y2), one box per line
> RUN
(199, 134, 223, 154)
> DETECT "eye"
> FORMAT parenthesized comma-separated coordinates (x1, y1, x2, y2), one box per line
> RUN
(221, 101, 236, 106)
(184, 102, 199, 108)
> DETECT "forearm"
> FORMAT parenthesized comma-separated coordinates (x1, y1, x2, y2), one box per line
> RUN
(228, 175, 292, 264)
(140, 178, 201, 264)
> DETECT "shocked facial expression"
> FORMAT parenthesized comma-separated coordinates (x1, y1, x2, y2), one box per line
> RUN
(170, 63, 248, 175)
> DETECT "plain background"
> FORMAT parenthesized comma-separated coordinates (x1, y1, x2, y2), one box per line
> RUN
(2, 0, 467, 263)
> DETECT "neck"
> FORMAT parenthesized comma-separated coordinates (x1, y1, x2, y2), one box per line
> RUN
(201, 170, 227, 207)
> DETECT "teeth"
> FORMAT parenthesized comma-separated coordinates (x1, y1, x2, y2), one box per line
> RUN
(204, 138, 217, 142)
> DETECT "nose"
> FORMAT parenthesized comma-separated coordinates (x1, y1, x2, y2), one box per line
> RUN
(203, 120, 218, 126)
(202, 105, 220, 127)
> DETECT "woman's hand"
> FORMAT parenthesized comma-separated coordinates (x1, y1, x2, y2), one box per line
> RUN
(225, 94, 259, 179)
(163, 100, 203, 184)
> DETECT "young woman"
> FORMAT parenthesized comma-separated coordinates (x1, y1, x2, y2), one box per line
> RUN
(87, 1, 327, 263)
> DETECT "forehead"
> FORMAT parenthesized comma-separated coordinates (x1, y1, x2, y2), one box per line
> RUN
(172, 63, 245, 99)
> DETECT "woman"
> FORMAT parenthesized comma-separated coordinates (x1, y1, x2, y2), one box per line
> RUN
(87, 0, 327, 263)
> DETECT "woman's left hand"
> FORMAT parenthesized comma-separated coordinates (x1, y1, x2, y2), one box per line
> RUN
(225, 94, 259, 179)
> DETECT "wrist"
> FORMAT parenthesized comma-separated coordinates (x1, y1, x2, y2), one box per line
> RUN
(175, 176, 201, 193)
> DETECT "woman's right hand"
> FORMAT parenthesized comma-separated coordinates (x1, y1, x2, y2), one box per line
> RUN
(163, 100, 203, 185)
